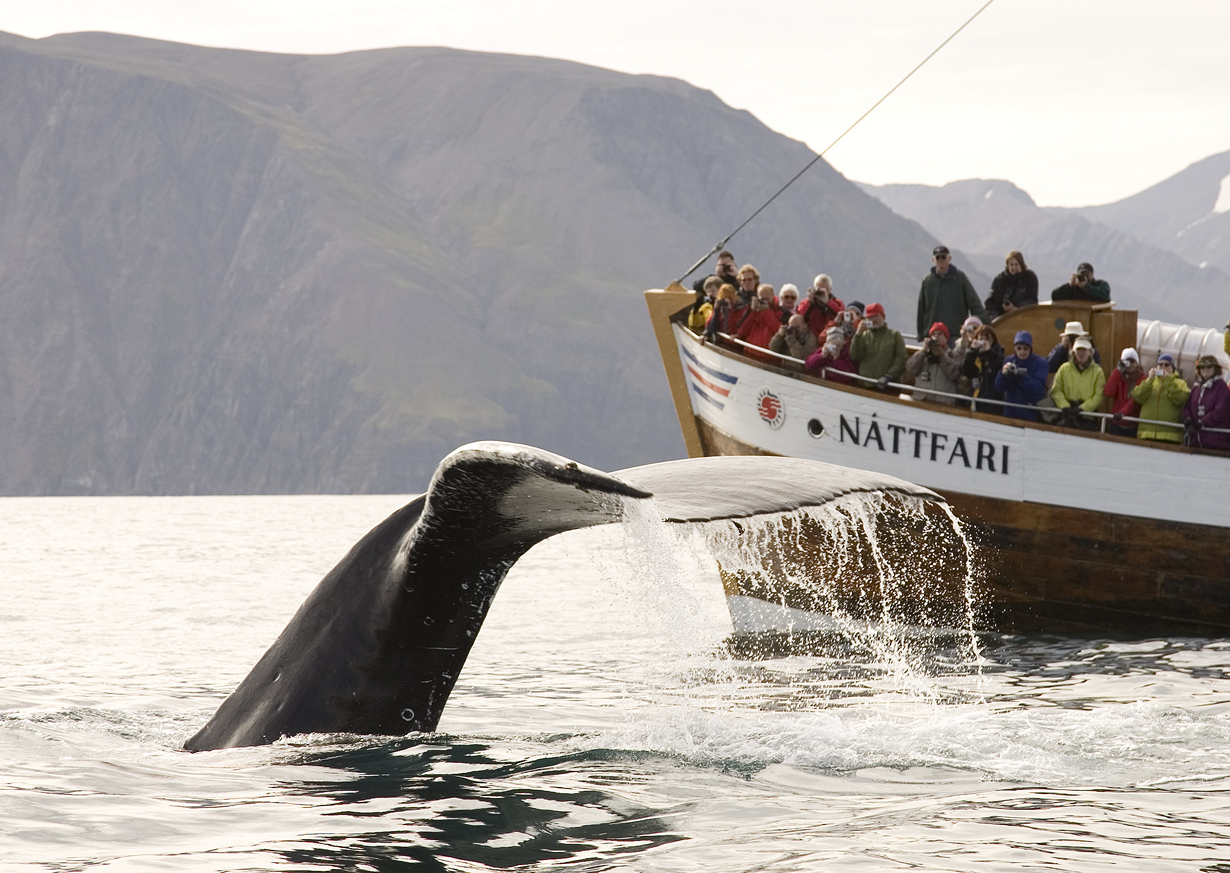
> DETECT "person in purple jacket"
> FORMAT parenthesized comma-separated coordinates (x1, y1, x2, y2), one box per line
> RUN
(994, 330, 1049, 421)
(1183, 355, 1230, 451)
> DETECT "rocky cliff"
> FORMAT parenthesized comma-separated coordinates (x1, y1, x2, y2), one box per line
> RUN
(0, 31, 961, 494)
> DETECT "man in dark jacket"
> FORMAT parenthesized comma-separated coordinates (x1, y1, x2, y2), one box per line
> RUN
(917, 246, 986, 341)
(1051, 262, 1111, 302)
(692, 250, 740, 294)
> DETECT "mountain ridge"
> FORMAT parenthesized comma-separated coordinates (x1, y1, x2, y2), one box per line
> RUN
(0, 30, 959, 495)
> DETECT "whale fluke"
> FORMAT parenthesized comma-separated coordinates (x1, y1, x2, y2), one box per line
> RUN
(614, 455, 939, 523)
(185, 443, 938, 751)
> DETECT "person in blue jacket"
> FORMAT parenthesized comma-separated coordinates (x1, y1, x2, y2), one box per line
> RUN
(994, 330, 1049, 421)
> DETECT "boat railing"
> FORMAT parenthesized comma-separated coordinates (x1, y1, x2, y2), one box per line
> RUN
(710, 332, 1230, 438)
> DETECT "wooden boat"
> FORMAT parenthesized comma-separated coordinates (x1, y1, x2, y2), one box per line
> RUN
(645, 286, 1230, 636)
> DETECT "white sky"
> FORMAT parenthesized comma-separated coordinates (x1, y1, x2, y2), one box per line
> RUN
(6, 0, 1230, 207)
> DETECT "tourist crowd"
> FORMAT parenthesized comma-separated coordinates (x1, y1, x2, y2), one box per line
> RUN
(690, 247, 1230, 451)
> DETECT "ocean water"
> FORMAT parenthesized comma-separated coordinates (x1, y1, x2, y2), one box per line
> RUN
(2, 494, 1230, 871)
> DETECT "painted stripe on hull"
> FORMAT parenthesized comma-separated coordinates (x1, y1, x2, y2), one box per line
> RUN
(674, 323, 1229, 530)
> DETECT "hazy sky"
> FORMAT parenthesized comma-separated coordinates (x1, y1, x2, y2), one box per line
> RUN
(7, 0, 1229, 207)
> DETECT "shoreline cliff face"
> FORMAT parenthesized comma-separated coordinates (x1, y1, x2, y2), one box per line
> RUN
(0, 32, 960, 494)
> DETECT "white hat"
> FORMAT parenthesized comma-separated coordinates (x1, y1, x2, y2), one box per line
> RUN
(1062, 321, 1087, 337)
(1119, 347, 1139, 363)
(1073, 336, 1093, 351)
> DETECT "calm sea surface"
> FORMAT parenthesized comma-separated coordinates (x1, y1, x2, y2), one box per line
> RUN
(2, 495, 1229, 871)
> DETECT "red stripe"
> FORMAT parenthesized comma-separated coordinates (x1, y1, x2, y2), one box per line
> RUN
(687, 364, 731, 397)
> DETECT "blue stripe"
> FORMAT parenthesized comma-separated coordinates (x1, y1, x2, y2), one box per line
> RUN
(681, 345, 738, 385)
(690, 382, 726, 410)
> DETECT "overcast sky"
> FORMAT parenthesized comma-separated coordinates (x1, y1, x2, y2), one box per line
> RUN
(6, 0, 1229, 207)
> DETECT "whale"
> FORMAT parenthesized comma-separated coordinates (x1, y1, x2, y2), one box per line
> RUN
(185, 442, 938, 751)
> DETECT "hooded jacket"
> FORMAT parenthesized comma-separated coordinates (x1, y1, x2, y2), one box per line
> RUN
(1132, 372, 1190, 442)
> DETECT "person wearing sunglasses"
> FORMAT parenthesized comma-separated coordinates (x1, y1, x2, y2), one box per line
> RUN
(1183, 355, 1230, 451)
(1131, 353, 1190, 443)
(916, 245, 985, 343)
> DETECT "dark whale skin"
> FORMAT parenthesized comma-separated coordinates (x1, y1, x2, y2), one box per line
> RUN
(185, 443, 938, 750)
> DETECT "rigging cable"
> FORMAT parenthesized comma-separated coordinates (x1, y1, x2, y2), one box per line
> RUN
(676, 0, 998, 285)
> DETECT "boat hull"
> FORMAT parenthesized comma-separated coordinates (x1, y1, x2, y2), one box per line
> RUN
(646, 290, 1230, 636)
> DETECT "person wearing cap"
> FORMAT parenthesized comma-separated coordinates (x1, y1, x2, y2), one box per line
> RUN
(917, 246, 986, 343)
(805, 324, 857, 385)
(1051, 262, 1110, 303)
(1050, 336, 1107, 429)
(984, 250, 1039, 319)
(1103, 347, 1146, 437)
(770, 313, 820, 361)
(995, 330, 1049, 421)
(906, 321, 963, 406)
(851, 302, 907, 391)
(797, 274, 845, 340)
(1130, 354, 1189, 443)
(961, 324, 1005, 413)
(1048, 321, 1101, 375)
(953, 316, 983, 358)
(1182, 355, 1230, 451)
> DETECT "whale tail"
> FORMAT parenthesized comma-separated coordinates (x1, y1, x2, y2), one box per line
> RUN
(186, 443, 938, 751)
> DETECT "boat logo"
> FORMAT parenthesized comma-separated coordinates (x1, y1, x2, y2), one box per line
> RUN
(756, 388, 785, 428)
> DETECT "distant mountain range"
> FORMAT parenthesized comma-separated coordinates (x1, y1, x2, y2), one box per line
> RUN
(858, 153, 1230, 328)
(0, 31, 1224, 495)
(0, 30, 958, 495)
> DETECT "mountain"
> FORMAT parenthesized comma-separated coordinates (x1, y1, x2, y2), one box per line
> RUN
(0, 31, 960, 495)
(1073, 150, 1230, 276)
(858, 178, 1228, 329)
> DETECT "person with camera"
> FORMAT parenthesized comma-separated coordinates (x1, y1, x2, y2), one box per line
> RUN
(734, 283, 782, 352)
(797, 274, 845, 341)
(850, 303, 906, 392)
(1183, 355, 1230, 451)
(916, 245, 986, 342)
(693, 250, 740, 294)
(769, 312, 820, 361)
(1050, 336, 1106, 430)
(906, 322, 964, 406)
(778, 284, 801, 324)
(984, 250, 1039, 318)
(805, 325, 858, 384)
(702, 284, 741, 343)
(961, 325, 1005, 413)
(1102, 348, 1146, 437)
(994, 330, 1049, 421)
(1051, 262, 1111, 303)
(1131, 354, 1190, 443)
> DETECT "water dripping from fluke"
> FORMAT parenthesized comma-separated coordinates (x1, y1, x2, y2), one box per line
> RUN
(611, 490, 991, 704)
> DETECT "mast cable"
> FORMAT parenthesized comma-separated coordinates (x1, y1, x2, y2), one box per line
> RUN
(676, 0, 997, 285)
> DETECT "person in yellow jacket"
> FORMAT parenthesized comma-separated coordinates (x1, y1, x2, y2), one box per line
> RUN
(1131, 353, 1191, 443)
(1050, 336, 1106, 430)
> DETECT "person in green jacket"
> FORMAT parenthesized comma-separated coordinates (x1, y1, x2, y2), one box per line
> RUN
(916, 246, 986, 341)
(1131, 353, 1191, 443)
(1050, 336, 1106, 430)
(850, 302, 907, 392)
(1051, 262, 1111, 302)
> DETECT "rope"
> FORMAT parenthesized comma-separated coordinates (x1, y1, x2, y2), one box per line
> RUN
(676, 0, 998, 286)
